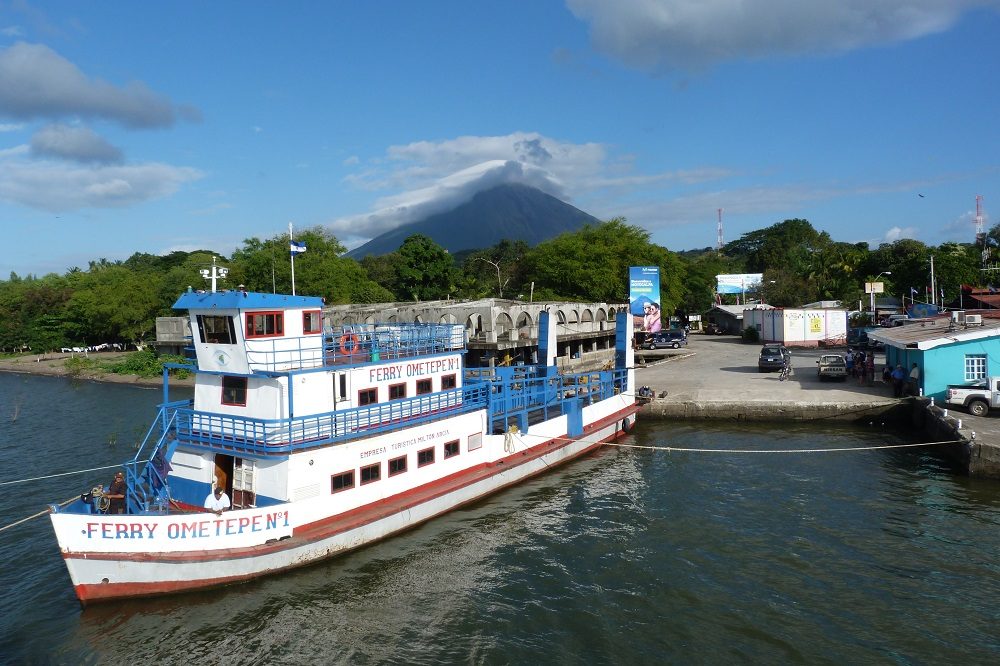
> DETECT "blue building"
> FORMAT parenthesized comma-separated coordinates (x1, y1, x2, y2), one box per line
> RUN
(868, 316, 1000, 399)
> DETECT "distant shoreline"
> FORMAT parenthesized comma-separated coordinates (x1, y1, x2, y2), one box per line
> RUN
(0, 352, 193, 388)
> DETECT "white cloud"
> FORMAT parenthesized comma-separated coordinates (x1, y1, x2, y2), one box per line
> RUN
(0, 122, 24, 132)
(566, 0, 996, 71)
(883, 225, 919, 242)
(30, 124, 123, 163)
(0, 160, 202, 211)
(0, 42, 193, 128)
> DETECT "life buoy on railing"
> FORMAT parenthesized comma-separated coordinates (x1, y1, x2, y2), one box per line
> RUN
(339, 333, 360, 355)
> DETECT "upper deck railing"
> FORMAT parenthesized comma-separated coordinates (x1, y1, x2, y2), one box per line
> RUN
(173, 383, 490, 455)
(241, 322, 466, 373)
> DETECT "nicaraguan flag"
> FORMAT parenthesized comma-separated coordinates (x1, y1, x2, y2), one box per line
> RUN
(910, 287, 918, 295)
(290, 240, 307, 256)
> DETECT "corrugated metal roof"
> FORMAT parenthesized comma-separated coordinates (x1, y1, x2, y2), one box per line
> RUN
(868, 316, 1000, 350)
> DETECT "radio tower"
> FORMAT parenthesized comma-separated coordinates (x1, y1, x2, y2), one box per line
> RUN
(975, 195, 985, 245)
(716, 208, 724, 250)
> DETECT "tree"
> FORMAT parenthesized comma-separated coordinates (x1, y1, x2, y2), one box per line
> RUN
(522, 219, 685, 312)
(394, 234, 456, 301)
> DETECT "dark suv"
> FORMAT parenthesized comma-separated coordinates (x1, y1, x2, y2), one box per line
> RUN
(758, 344, 790, 372)
(643, 330, 688, 349)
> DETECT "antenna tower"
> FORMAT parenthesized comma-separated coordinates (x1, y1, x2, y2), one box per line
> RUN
(716, 208, 724, 250)
(975, 194, 985, 244)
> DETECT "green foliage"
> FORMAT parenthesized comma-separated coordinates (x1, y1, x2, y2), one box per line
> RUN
(394, 235, 456, 301)
(741, 326, 760, 343)
(521, 219, 685, 312)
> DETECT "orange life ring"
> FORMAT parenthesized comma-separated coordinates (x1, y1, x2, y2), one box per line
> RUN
(339, 333, 360, 355)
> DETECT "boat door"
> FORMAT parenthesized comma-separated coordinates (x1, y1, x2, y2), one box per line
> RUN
(213, 453, 233, 495)
(232, 457, 257, 509)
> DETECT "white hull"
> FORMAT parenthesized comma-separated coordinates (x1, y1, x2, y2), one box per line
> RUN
(52, 404, 636, 603)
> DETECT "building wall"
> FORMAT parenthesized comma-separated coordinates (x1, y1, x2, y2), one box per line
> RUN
(744, 308, 847, 347)
(914, 338, 1000, 399)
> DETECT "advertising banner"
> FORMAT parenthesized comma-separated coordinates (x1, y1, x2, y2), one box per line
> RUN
(716, 273, 763, 295)
(629, 266, 661, 333)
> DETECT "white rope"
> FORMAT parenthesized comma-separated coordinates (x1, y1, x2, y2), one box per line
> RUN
(0, 459, 149, 487)
(513, 428, 963, 454)
(602, 439, 964, 454)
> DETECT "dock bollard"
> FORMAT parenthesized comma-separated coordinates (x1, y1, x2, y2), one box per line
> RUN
(958, 419, 962, 429)
(943, 409, 948, 417)
(919, 388, 923, 396)
(930, 397, 934, 406)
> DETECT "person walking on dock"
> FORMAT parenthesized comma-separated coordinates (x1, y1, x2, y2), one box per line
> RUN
(891, 364, 907, 397)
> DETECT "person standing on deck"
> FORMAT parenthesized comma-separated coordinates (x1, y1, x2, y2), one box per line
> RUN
(204, 484, 231, 515)
(106, 472, 126, 514)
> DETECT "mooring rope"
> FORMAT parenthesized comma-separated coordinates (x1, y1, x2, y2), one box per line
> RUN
(0, 496, 78, 534)
(0, 460, 149, 487)
(602, 439, 965, 454)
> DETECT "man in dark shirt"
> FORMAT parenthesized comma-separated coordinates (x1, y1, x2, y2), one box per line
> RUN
(107, 472, 126, 514)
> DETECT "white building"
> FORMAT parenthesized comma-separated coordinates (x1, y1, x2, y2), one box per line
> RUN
(743, 308, 848, 347)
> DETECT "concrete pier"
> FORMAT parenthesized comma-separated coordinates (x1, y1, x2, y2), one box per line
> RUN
(635, 334, 1000, 478)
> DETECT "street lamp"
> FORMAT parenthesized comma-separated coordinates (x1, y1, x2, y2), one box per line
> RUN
(869, 271, 891, 321)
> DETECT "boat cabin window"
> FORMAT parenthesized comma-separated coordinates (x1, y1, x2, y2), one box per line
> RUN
(416, 379, 432, 395)
(358, 388, 377, 406)
(303, 310, 323, 335)
(389, 383, 407, 400)
(417, 447, 435, 467)
(442, 374, 457, 390)
(388, 455, 407, 477)
(221, 376, 248, 406)
(245, 311, 284, 338)
(197, 315, 237, 345)
(330, 470, 354, 494)
(444, 440, 460, 458)
(360, 463, 380, 485)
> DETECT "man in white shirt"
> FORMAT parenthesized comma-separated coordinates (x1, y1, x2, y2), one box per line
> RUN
(204, 484, 231, 515)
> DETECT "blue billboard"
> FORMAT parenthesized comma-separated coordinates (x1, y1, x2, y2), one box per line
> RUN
(629, 266, 661, 333)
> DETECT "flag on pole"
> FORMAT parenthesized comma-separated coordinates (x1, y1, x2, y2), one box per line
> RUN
(290, 240, 307, 256)
(910, 287, 918, 295)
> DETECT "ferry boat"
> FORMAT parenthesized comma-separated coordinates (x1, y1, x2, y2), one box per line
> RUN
(49, 288, 638, 604)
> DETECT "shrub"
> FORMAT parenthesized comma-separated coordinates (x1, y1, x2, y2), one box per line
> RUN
(741, 326, 760, 343)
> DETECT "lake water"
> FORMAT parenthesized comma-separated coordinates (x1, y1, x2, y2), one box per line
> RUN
(1, 372, 999, 664)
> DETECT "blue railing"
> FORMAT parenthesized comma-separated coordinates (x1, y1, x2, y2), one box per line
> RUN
(123, 399, 190, 513)
(237, 323, 466, 372)
(173, 383, 491, 456)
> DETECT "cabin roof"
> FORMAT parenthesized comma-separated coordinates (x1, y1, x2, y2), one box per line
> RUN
(173, 290, 323, 311)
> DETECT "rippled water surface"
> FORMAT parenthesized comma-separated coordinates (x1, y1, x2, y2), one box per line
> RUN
(2, 373, 999, 664)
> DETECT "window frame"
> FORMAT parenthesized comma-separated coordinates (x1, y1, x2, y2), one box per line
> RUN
(360, 463, 381, 485)
(444, 440, 460, 459)
(389, 382, 407, 401)
(388, 455, 408, 477)
(221, 375, 248, 406)
(416, 378, 433, 395)
(965, 354, 987, 381)
(197, 314, 237, 345)
(245, 311, 285, 339)
(358, 387, 378, 406)
(303, 309, 323, 335)
(330, 470, 355, 494)
(441, 373, 457, 390)
(417, 447, 435, 467)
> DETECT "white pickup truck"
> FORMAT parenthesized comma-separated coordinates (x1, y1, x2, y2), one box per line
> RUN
(946, 377, 1000, 416)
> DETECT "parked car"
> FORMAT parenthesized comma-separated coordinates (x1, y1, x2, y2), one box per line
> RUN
(816, 354, 847, 381)
(704, 322, 725, 335)
(946, 377, 1000, 416)
(758, 345, 791, 372)
(643, 330, 688, 349)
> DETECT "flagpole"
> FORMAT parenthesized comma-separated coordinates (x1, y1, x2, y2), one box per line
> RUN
(289, 222, 296, 296)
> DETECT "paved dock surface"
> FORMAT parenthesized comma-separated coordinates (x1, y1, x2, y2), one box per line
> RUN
(635, 333, 899, 410)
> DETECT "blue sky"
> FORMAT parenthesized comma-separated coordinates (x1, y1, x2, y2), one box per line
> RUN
(1, 0, 998, 278)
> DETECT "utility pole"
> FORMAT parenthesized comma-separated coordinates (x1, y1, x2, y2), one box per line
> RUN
(716, 208, 724, 250)
(929, 255, 936, 308)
